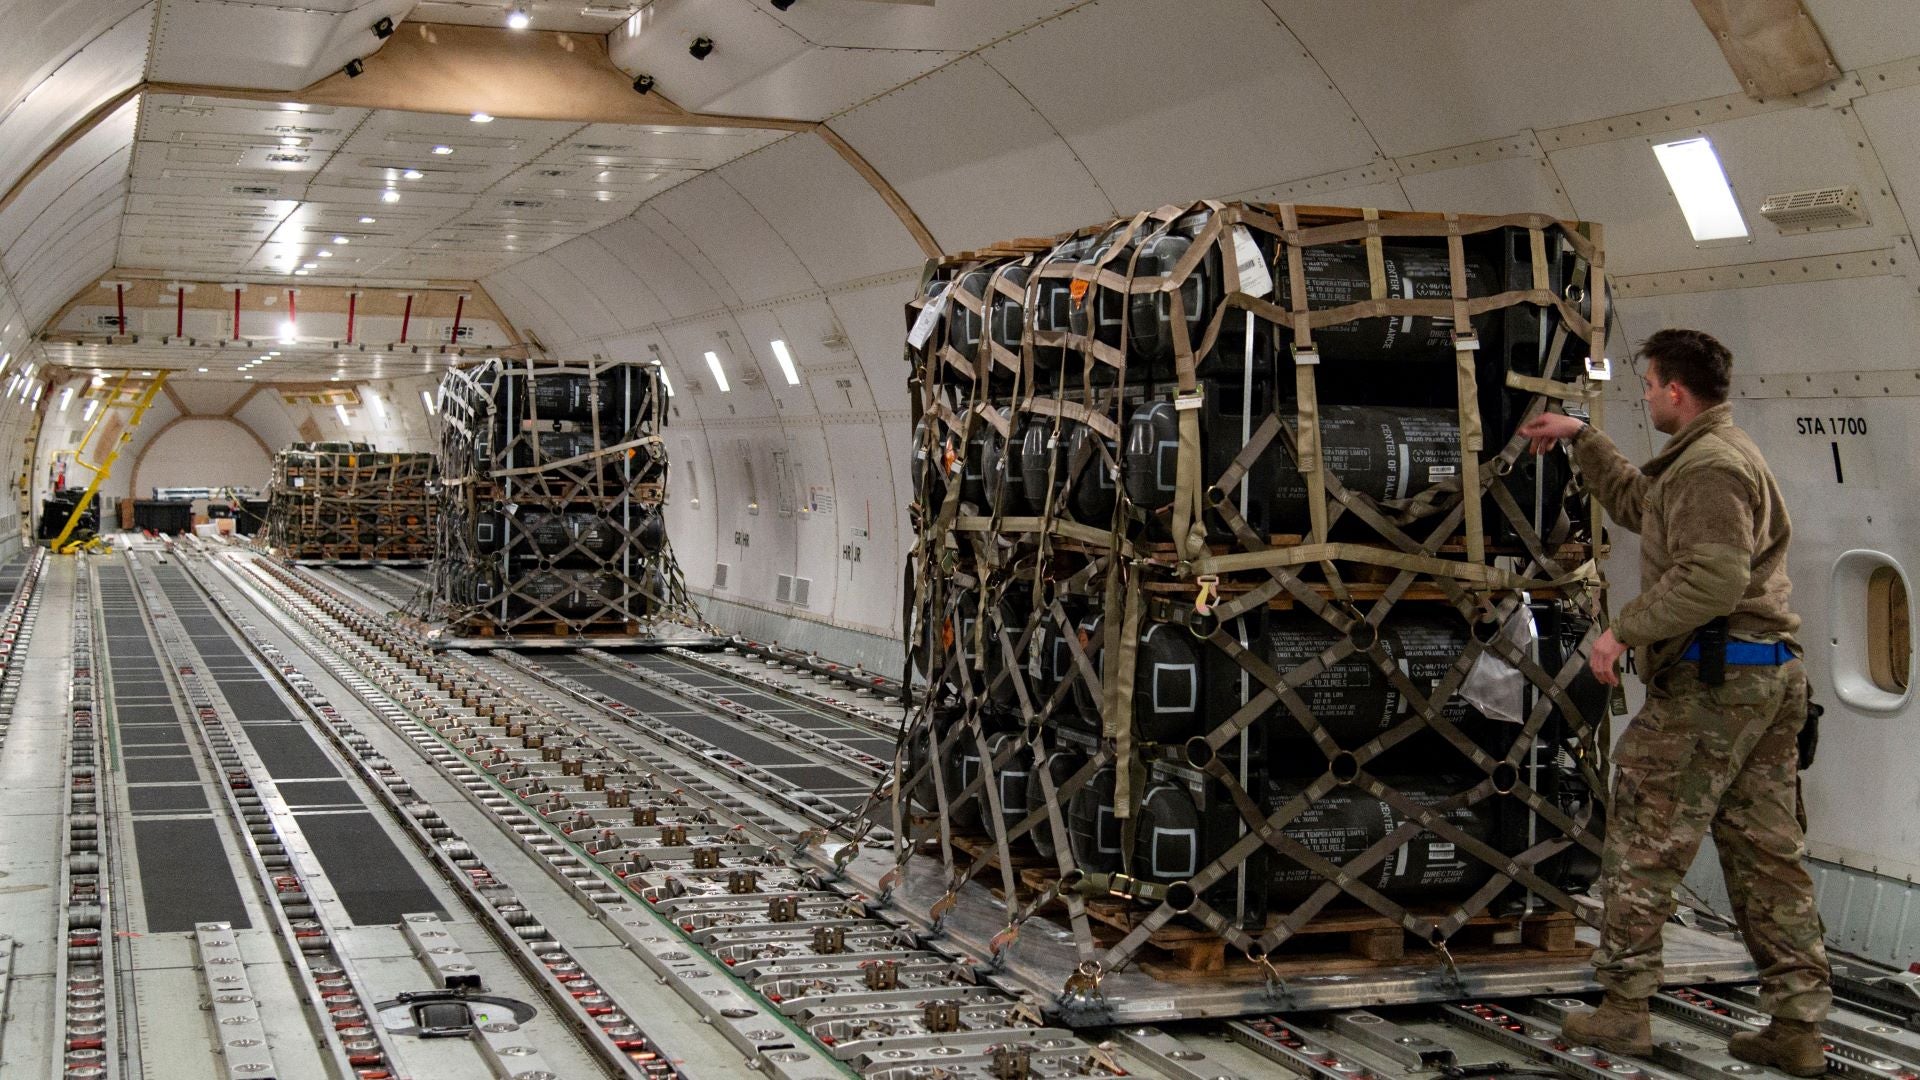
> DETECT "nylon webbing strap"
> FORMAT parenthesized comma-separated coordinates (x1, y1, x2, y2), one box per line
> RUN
(1279, 204, 1330, 547)
(1446, 218, 1488, 566)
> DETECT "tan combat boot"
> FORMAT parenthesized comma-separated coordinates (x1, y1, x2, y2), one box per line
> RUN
(1561, 994, 1654, 1056)
(1728, 1019, 1827, 1077)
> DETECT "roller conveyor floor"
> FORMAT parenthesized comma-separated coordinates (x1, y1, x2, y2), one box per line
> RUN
(4, 539, 1919, 1080)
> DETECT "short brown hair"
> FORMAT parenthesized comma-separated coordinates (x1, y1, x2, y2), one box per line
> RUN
(1641, 328, 1732, 404)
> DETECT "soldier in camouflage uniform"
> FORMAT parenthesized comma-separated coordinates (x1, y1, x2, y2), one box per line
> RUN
(1520, 329, 1829, 1076)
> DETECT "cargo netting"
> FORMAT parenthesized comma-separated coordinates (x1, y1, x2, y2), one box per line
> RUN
(264, 443, 436, 562)
(425, 359, 707, 638)
(875, 201, 1618, 991)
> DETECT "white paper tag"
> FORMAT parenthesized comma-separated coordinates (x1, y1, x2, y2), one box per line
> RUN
(906, 283, 951, 349)
(1231, 226, 1273, 298)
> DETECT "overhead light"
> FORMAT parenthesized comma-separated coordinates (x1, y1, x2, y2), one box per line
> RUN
(506, 3, 531, 30)
(470, 112, 493, 124)
(280, 320, 298, 343)
(302, 262, 318, 269)
(432, 145, 453, 156)
(770, 339, 800, 385)
(0, 353, 10, 375)
(197, 367, 209, 373)
(244, 374, 254, 380)
(1652, 137, 1749, 242)
(688, 35, 714, 60)
(335, 403, 351, 424)
(332, 235, 349, 244)
(421, 389, 437, 414)
(358, 216, 376, 224)
(83, 400, 99, 421)
(402, 168, 424, 180)
(31, 383, 43, 405)
(370, 393, 385, 418)
(659, 369, 673, 397)
(59, 386, 74, 412)
(294, 269, 311, 276)
(317, 250, 332, 258)
(381, 189, 400, 203)
(703, 350, 730, 392)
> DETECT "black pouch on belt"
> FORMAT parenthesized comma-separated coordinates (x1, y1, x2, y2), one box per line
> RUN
(1798, 701, 1823, 771)
(1696, 615, 1729, 688)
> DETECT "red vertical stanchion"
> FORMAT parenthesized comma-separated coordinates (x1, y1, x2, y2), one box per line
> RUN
(399, 294, 413, 343)
(175, 287, 185, 338)
(346, 292, 357, 345)
(233, 288, 242, 341)
(448, 294, 466, 345)
(287, 288, 296, 333)
(115, 284, 126, 336)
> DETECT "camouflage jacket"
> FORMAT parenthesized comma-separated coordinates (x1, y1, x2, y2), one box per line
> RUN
(1570, 402, 1799, 677)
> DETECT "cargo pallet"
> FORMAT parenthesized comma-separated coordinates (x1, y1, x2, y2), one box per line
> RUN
(422, 359, 713, 647)
(836, 199, 1759, 1020)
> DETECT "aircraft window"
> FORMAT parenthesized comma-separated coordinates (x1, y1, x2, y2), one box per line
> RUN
(1868, 565, 1910, 693)
(1832, 550, 1913, 713)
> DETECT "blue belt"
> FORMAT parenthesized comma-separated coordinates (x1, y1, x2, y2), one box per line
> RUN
(1681, 639, 1792, 665)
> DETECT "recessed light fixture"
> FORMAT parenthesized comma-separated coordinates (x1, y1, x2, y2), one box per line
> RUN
(659, 369, 674, 397)
(358, 216, 376, 224)
(303, 262, 319, 269)
(381, 190, 400, 203)
(703, 350, 730, 392)
(470, 112, 493, 123)
(83, 400, 99, 421)
(59, 386, 74, 412)
(335, 403, 351, 424)
(197, 367, 209, 373)
(294, 269, 311, 276)
(332, 235, 349, 244)
(421, 390, 437, 414)
(432, 145, 453, 156)
(402, 169, 424, 180)
(506, 3, 530, 30)
(1652, 137, 1749, 242)
(770, 339, 800, 385)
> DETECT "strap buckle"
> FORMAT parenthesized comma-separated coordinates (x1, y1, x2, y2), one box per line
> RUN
(1193, 574, 1219, 617)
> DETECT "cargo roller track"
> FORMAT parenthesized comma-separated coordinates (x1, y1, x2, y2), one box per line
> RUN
(208, 541, 1920, 1080)
(104, 546, 718, 1080)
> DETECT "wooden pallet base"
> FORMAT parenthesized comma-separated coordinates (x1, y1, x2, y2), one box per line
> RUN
(989, 863, 1585, 978)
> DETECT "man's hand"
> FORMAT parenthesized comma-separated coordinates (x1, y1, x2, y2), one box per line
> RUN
(1589, 628, 1627, 687)
(1517, 412, 1586, 455)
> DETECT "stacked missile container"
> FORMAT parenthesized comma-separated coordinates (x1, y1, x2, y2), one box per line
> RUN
(430, 359, 696, 637)
(894, 202, 1615, 977)
(265, 442, 436, 561)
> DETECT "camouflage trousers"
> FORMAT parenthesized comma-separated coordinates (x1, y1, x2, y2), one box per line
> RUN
(1593, 658, 1831, 1022)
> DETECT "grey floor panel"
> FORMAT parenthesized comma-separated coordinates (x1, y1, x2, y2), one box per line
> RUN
(243, 726, 341, 779)
(132, 819, 252, 932)
(119, 727, 189, 746)
(218, 681, 296, 722)
(277, 780, 360, 806)
(129, 785, 211, 812)
(294, 813, 441, 924)
(124, 757, 201, 783)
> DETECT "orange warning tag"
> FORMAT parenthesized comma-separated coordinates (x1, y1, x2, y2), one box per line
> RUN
(1068, 279, 1089, 304)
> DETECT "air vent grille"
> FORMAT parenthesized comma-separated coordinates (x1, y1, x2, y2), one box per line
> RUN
(713, 563, 729, 589)
(1758, 186, 1869, 232)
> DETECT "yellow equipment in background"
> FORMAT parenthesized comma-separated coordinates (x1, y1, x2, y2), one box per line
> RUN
(50, 371, 171, 553)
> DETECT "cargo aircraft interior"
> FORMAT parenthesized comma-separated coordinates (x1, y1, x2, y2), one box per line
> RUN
(2, 2, 1919, 1078)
